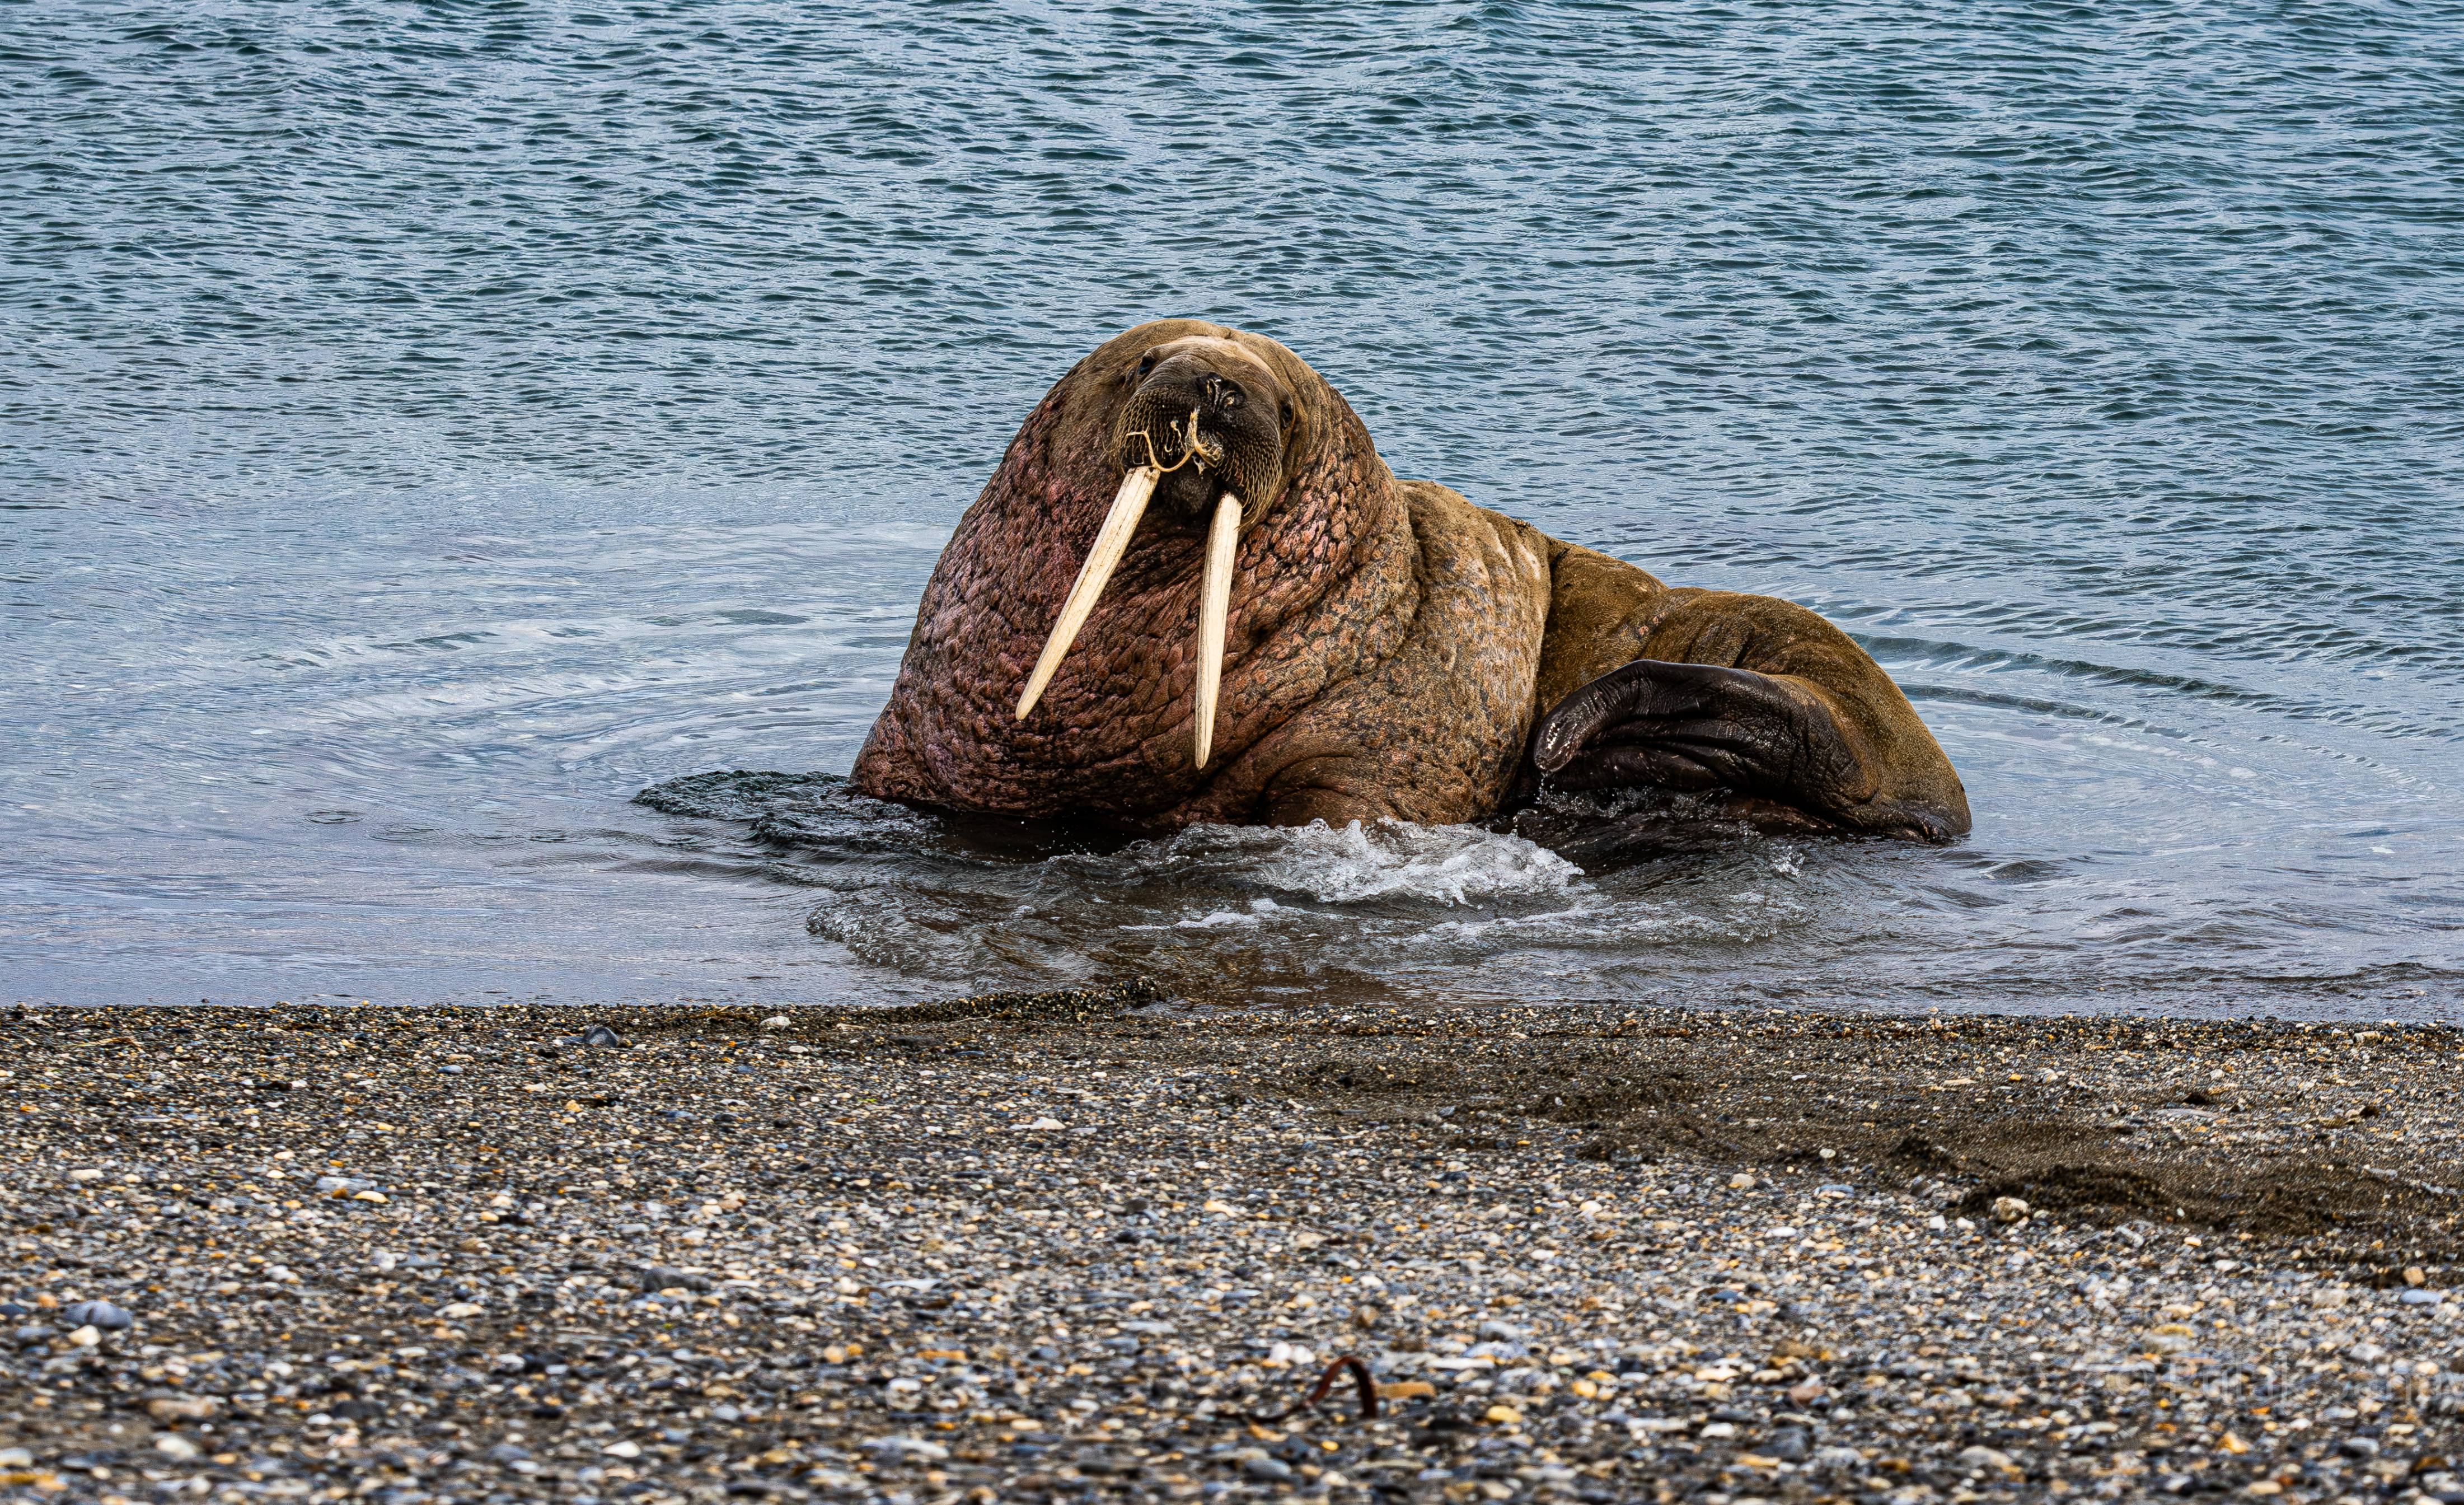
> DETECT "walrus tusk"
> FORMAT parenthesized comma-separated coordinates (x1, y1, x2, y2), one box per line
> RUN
(1193, 490, 1240, 769)
(1015, 465, 1160, 722)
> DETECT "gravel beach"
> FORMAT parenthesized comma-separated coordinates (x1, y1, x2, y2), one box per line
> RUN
(4, 993, 2461, 1504)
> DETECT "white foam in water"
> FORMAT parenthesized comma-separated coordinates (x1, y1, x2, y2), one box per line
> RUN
(1192, 819, 1584, 906)
(1172, 898, 1278, 930)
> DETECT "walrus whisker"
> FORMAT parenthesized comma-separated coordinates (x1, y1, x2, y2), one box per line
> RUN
(1194, 489, 1241, 769)
(1183, 405, 1217, 475)
(1123, 427, 1170, 473)
(1124, 407, 1222, 476)
(1015, 464, 1160, 722)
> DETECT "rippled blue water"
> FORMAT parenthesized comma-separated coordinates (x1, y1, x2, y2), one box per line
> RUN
(7, 3, 2461, 1016)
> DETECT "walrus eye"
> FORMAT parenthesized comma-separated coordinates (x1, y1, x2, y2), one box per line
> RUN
(1135, 353, 1157, 377)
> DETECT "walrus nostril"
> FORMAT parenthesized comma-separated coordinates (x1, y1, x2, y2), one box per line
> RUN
(1201, 375, 1243, 411)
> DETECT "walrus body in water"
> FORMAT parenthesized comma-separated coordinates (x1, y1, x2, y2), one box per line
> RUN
(852, 321, 1970, 843)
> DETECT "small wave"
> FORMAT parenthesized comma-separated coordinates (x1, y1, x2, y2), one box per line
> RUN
(1172, 908, 1264, 930)
(1863, 634, 2464, 746)
(1150, 898, 1280, 931)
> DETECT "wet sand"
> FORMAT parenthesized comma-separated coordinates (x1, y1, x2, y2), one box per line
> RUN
(3, 993, 2461, 1503)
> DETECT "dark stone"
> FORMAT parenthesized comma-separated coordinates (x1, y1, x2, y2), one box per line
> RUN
(62, 1300, 133, 1340)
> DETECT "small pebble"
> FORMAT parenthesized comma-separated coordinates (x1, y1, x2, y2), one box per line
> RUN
(59, 1300, 131, 1331)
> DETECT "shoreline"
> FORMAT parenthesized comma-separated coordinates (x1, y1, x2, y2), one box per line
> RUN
(4, 995, 2460, 1502)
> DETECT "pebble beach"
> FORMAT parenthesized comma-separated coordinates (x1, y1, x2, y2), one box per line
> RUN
(4, 992, 2461, 1504)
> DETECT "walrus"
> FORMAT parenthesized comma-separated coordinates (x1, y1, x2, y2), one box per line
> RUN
(851, 320, 1969, 844)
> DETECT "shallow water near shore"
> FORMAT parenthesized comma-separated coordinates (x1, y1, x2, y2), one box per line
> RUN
(6, 4, 2461, 1016)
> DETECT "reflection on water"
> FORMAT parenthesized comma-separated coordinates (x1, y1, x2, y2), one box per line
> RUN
(3, 3, 2460, 1017)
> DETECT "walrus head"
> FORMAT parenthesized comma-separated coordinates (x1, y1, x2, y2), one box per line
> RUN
(1114, 335, 1299, 526)
(852, 319, 1411, 825)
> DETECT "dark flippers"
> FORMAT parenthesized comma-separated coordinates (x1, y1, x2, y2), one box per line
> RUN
(1529, 657, 1967, 844)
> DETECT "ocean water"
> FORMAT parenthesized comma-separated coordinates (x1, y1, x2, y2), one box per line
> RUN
(6, 2, 2460, 1017)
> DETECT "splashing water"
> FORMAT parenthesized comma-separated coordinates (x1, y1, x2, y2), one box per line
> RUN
(1161, 821, 1584, 909)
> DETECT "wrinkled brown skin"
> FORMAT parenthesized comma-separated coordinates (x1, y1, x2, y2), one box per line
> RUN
(852, 321, 1969, 843)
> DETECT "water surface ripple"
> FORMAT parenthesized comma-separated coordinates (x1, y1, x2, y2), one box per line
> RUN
(5, 3, 2460, 1016)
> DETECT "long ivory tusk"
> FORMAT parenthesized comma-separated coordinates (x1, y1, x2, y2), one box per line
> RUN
(1193, 490, 1241, 769)
(1015, 465, 1160, 722)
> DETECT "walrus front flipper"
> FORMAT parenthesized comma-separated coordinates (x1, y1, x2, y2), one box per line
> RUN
(1529, 588, 1970, 844)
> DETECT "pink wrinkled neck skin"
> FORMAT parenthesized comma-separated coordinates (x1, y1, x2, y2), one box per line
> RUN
(851, 322, 1417, 828)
